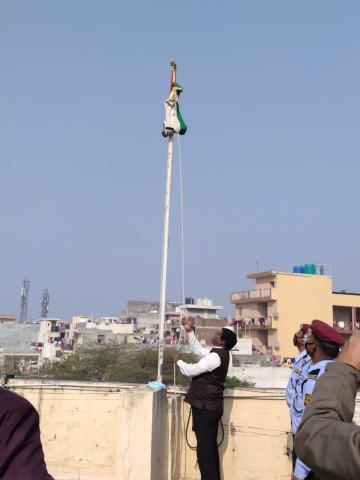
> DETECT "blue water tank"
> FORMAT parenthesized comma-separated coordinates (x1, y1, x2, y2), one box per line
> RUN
(293, 265, 304, 273)
(304, 264, 316, 275)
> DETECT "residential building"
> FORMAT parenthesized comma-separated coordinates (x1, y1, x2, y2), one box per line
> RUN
(192, 316, 229, 345)
(0, 313, 16, 323)
(69, 314, 92, 342)
(230, 270, 360, 358)
(2, 353, 39, 375)
(74, 321, 137, 348)
(127, 300, 181, 329)
(0, 323, 40, 354)
(178, 297, 223, 319)
(35, 318, 69, 361)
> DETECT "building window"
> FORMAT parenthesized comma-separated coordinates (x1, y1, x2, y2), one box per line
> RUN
(97, 335, 106, 344)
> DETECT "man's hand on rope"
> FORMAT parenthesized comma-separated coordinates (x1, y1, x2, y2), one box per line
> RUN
(171, 350, 181, 362)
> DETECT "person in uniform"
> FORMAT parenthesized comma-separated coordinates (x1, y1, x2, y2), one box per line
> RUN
(286, 324, 312, 409)
(171, 318, 237, 480)
(292, 319, 344, 480)
(286, 324, 312, 470)
(0, 387, 53, 479)
(295, 331, 360, 480)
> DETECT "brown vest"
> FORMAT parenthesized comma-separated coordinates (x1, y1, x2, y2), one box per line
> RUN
(185, 348, 229, 412)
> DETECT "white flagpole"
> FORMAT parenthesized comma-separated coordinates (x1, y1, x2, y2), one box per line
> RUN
(157, 133, 174, 382)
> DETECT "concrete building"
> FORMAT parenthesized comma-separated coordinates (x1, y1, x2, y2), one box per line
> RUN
(74, 321, 137, 348)
(0, 323, 39, 354)
(35, 318, 69, 361)
(127, 300, 181, 329)
(178, 297, 223, 319)
(71, 314, 92, 326)
(191, 316, 229, 345)
(127, 298, 222, 334)
(0, 313, 16, 323)
(230, 270, 360, 358)
(2, 353, 39, 375)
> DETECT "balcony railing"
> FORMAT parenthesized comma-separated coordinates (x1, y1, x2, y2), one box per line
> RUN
(230, 288, 271, 303)
(233, 316, 273, 329)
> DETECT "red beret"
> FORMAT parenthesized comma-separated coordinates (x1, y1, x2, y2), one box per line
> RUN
(311, 320, 344, 346)
(300, 324, 310, 334)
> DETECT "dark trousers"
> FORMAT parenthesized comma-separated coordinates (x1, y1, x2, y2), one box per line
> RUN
(192, 406, 222, 480)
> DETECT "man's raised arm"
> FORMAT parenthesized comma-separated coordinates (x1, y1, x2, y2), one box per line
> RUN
(182, 317, 210, 357)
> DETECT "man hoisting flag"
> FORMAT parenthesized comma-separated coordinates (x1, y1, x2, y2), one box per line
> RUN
(162, 61, 187, 137)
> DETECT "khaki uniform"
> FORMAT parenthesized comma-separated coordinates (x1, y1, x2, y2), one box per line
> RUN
(295, 362, 360, 480)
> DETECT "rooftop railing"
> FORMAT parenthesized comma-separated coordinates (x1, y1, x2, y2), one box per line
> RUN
(230, 288, 271, 303)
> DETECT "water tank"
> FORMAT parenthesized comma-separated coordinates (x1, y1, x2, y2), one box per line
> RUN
(304, 264, 316, 275)
(293, 265, 304, 274)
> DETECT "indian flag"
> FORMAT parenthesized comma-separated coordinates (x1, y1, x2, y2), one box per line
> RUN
(163, 62, 187, 136)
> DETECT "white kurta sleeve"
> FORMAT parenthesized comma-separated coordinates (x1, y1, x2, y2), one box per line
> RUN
(187, 330, 211, 358)
(177, 352, 221, 377)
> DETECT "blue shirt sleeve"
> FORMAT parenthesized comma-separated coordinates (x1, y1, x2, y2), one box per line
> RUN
(294, 457, 311, 479)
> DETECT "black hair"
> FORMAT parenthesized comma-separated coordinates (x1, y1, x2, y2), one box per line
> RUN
(221, 328, 237, 351)
(313, 333, 340, 359)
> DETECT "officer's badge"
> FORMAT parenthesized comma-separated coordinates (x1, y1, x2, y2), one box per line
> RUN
(304, 393, 312, 406)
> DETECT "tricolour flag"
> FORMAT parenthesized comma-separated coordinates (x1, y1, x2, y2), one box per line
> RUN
(162, 61, 187, 137)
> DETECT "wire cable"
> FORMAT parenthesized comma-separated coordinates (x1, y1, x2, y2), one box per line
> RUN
(185, 406, 225, 450)
(171, 135, 186, 478)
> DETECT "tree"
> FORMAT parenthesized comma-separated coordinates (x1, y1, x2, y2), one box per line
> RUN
(33, 342, 254, 388)
(44, 343, 196, 385)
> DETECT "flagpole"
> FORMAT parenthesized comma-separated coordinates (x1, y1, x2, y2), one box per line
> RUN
(157, 132, 174, 382)
(157, 60, 187, 383)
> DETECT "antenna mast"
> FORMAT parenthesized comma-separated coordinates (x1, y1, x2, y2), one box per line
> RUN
(40, 288, 50, 318)
(19, 278, 30, 323)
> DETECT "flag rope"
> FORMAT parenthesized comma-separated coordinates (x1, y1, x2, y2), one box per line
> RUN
(171, 134, 186, 478)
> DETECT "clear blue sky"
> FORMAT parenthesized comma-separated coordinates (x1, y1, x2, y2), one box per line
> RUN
(1, 1, 360, 320)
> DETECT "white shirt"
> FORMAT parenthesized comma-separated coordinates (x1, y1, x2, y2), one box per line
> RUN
(177, 331, 221, 377)
(286, 350, 311, 408)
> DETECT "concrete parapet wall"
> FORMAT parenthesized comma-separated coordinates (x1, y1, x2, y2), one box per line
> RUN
(7, 381, 168, 480)
(7, 380, 360, 480)
(170, 388, 292, 480)
(228, 365, 291, 388)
